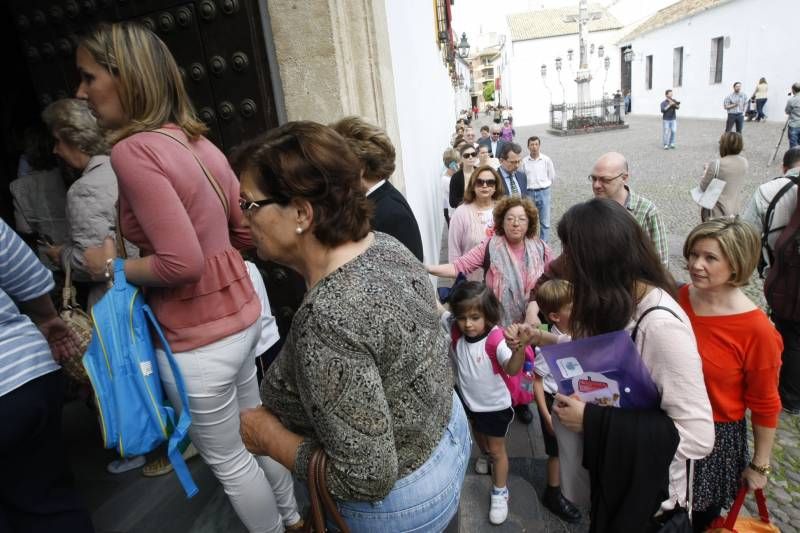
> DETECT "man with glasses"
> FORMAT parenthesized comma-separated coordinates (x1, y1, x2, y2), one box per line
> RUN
(497, 143, 527, 199)
(479, 125, 506, 158)
(590, 152, 669, 265)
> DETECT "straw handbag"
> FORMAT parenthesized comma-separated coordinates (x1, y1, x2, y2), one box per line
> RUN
(58, 262, 92, 384)
(707, 487, 780, 533)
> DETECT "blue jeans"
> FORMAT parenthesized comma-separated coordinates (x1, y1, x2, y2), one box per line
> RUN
(662, 119, 676, 146)
(336, 393, 471, 532)
(755, 98, 767, 120)
(725, 113, 744, 133)
(526, 187, 551, 242)
(789, 126, 800, 149)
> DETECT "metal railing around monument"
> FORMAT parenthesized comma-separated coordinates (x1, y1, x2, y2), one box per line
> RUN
(549, 98, 625, 132)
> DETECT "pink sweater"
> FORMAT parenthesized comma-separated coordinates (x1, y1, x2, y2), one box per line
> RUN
(111, 125, 259, 352)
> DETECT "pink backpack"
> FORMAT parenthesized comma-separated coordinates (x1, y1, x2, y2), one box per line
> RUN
(450, 326, 535, 406)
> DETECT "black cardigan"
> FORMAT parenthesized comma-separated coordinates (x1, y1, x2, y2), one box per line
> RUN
(368, 181, 424, 261)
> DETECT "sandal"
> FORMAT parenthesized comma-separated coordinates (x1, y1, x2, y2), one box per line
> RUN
(142, 443, 199, 477)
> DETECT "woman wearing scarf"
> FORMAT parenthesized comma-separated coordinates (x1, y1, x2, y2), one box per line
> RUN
(428, 196, 551, 326)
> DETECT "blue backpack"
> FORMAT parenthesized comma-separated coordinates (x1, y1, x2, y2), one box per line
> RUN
(84, 259, 198, 498)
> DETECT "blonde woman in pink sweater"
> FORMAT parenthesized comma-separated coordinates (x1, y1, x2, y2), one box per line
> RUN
(448, 166, 502, 280)
(77, 22, 300, 533)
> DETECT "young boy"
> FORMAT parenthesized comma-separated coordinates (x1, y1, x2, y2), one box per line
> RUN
(533, 279, 582, 523)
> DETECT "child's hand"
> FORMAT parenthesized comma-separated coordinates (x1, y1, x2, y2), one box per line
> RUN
(516, 323, 539, 346)
(504, 324, 521, 349)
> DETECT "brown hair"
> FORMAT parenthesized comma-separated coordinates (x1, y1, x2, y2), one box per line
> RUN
(683, 217, 759, 287)
(493, 196, 539, 239)
(230, 121, 372, 247)
(79, 22, 207, 143)
(330, 116, 396, 183)
(463, 166, 502, 203)
(719, 132, 743, 157)
(536, 279, 573, 317)
(449, 281, 502, 330)
(556, 199, 675, 339)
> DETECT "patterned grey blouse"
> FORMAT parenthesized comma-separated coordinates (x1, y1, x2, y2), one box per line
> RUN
(260, 233, 454, 501)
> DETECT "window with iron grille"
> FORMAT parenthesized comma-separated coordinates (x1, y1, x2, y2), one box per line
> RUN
(673, 47, 683, 87)
(710, 37, 724, 84)
(645, 55, 653, 90)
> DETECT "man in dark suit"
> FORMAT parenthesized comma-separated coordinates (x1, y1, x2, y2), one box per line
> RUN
(497, 142, 526, 197)
(478, 124, 506, 158)
(331, 116, 424, 261)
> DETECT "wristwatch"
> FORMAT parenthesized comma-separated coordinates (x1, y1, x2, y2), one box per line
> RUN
(748, 461, 771, 477)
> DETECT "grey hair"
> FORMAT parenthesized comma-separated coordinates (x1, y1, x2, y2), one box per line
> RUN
(41, 99, 110, 156)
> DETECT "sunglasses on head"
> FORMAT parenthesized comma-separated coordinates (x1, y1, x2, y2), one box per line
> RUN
(476, 178, 496, 187)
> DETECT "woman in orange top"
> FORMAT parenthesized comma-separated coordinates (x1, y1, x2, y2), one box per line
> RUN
(679, 217, 783, 532)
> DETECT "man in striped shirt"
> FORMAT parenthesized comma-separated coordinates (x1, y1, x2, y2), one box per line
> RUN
(0, 218, 94, 532)
(589, 152, 669, 266)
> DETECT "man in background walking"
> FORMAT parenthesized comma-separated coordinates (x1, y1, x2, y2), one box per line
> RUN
(786, 82, 800, 149)
(660, 89, 680, 149)
(724, 82, 748, 133)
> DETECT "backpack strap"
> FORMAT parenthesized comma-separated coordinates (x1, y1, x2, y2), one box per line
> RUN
(450, 323, 461, 352)
(485, 328, 506, 375)
(762, 176, 799, 271)
(631, 305, 681, 342)
(143, 305, 199, 498)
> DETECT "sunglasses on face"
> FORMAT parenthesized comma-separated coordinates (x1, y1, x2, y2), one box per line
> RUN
(239, 196, 282, 215)
(475, 178, 496, 188)
(462, 152, 477, 158)
(491, 132, 501, 136)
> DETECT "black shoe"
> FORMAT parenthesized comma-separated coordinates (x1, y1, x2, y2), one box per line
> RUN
(514, 404, 533, 425)
(783, 406, 800, 416)
(542, 486, 582, 523)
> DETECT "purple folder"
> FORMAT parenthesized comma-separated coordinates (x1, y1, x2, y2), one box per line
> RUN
(540, 330, 660, 410)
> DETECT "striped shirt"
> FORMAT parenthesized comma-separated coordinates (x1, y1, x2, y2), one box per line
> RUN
(624, 187, 669, 266)
(0, 219, 59, 397)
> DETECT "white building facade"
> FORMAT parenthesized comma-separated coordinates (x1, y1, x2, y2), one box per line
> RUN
(619, 0, 799, 122)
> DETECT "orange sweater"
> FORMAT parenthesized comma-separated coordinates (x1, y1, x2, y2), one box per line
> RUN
(679, 285, 783, 428)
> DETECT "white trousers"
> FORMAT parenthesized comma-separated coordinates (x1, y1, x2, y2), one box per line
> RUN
(157, 321, 300, 533)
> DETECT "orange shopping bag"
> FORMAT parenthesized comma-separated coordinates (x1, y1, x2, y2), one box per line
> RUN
(707, 486, 780, 532)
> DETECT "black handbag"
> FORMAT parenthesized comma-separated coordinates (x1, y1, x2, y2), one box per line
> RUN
(649, 460, 692, 533)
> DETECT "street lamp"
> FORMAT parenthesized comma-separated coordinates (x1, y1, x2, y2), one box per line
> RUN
(598, 45, 604, 58)
(541, 64, 552, 103)
(602, 56, 611, 97)
(457, 32, 470, 58)
(540, 64, 547, 77)
(567, 48, 573, 62)
(555, 57, 565, 104)
(590, 43, 595, 55)
(555, 56, 562, 71)
(623, 48, 633, 63)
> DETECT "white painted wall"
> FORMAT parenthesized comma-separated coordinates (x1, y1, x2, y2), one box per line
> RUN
(384, 0, 456, 264)
(509, 29, 623, 126)
(624, 0, 799, 123)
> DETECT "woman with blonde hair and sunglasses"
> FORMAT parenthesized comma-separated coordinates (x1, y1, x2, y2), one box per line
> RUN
(76, 22, 300, 532)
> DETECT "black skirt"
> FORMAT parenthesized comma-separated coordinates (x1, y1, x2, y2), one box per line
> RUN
(692, 419, 748, 512)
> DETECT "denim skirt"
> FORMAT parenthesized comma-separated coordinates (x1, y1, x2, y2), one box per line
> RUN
(336, 392, 471, 532)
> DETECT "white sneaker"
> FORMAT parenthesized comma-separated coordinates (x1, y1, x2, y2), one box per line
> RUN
(663, 145, 669, 149)
(475, 455, 490, 475)
(489, 489, 509, 525)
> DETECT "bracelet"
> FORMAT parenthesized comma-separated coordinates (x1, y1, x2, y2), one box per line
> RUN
(748, 461, 771, 476)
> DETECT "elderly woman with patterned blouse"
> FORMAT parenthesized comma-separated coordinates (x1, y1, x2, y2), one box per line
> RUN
(236, 121, 470, 533)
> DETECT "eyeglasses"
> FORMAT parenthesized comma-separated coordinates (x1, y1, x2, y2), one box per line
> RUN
(239, 196, 282, 215)
(462, 152, 477, 158)
(475, 178, 496, 188)
(504, 215, 528, 224)
(491, 132, 501, 136)
(588, 171, 626, 184)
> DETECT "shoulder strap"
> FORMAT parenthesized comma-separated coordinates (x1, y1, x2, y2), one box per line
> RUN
(152, 129, 230, 220)
(450, 323, 461, 351)
(631, 305, 681, 342)
(762, 176, 799, 265)
(142, 304, 199, 498)
(713, 159, 720, 180)
(482, 240, 491, 282)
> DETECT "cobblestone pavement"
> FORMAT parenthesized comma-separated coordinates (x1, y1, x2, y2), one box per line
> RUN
(458, 114, 798, 530)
